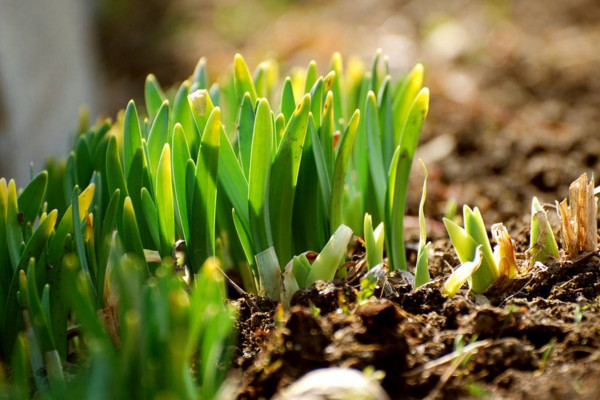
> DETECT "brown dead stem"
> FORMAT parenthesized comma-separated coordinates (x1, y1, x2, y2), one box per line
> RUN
(556, 173, 598, 258)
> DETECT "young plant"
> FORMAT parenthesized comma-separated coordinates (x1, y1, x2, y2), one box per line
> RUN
(528, 197, 559, 263)
(62, 253, 236, 400)
(363, 213, 384, 269)
(281, 224, 353, 307)
(384, 87, 430, 271)
(443, 206, 517, 295)
(414, 160, 431, 288)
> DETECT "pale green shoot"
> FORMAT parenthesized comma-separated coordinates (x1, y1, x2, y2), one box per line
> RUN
(363, 213, 384, 269)
(528, 197, 559, 263)
(414, 160, 431, 288)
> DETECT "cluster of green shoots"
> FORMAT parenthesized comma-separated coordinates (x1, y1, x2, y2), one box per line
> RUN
(442, 172, 596, 297)
(0, 173, 234, 399)
(0, 51, 430, 398)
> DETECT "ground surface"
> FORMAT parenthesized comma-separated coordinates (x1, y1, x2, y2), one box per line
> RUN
(100, 0, 600, 398)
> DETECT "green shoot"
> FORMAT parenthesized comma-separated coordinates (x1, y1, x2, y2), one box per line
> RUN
(528, 197, 559, 263)
(363, 213, 384, 269)
(414, 160, 431, 288)
(385, 88, 429, 271)
(443, 207, 498, 294)
(442, 245, 483, 297)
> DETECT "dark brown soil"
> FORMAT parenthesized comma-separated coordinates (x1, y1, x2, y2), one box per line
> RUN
(232, 238, 600, 400)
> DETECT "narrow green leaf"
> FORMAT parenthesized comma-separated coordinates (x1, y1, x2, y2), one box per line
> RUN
(377, 76, 394, 170)
(414, 160, 430, 288)
(293, 115, 325, 252)
(393, 64, 424, 146)
(26, 261, 56, 353)
(330, 110, 360, 232)
(63, 153, 76, 207)
(321, 91, 335, 177)
(72, 187, 95, 296)
(44, 159, 67, 219)
(62, 255, 109, 345)
(8, 333, 28, 398)
(309, 77, 324, 128)
(282, 262, 300, 308)
(123, 100, 143, 179)
(7, 180, 24, 270)
(105, 135, 128, 233)
(218, 128, 249, 233)
(255, 247, 280, 301)
(370, 48, 382, 92)
(156, 144, 175, 256)
(188, 89, 215, 141)
(253, 63, 268, 98)
(145, 74, 165, 119)
(189, 108, 221, 272)
(172, 82, 198, 156)
(141, 188, 160, 251)
(121, 196, 147, 275)
(233, 54, 257, 105)
(442, 246, 483, 297)
(47, 183, 95, 266)
(172, 124, 192, 242)
(365, 91, 386, 220)
(385, 88, 429, 271)
(280, 77, 296, 123)
(364, 214, 384, 268)
(443, 217, 479, 263)
(275, 113, 285, 148)
(75, 137, 93, 186)
(97, 188, 120, 286)
(18, 171, 48, 229)
(0, 179, 10, 303)
(147, 100, 170, 180)
(45, 349, 66, 398)
(463, 206, 497, 275)
(248, 99, 274, 252)
(310, 117, 332, 219)
(291, 254, 311, 287)
(237, 94, 255, 178)
(304, 61, 318, 94)
(126, 147, 152, 248)
(352, 75, 372, 203)
(232, 209, 256, 272)
(191, 57, 209, 91)
(329, 52, 344, 128)
(269, 94, 311, 265)
(305, 224, 353, 286)
(48, 183, 95, 360)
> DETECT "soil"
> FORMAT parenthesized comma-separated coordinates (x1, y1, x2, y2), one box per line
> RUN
(232, 241, 600, 400)
(96, 0, 600, 398)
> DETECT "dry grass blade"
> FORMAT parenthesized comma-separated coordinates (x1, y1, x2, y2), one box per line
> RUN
(557, 173, 598, 258)
(557, 199, 577, 257)
(491, 223, 518, 278)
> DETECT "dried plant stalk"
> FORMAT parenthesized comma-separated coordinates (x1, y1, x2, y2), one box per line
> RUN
(556, 173, 598, 257)
(491, 223, 518, 278)
(584, 177, 598, 252)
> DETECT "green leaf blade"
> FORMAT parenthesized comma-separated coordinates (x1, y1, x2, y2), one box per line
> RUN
(248, 99, 274, 253)
(269, 94, 311, 266)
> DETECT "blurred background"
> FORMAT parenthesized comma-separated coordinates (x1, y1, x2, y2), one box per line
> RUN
(1, 0, 599, 220)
